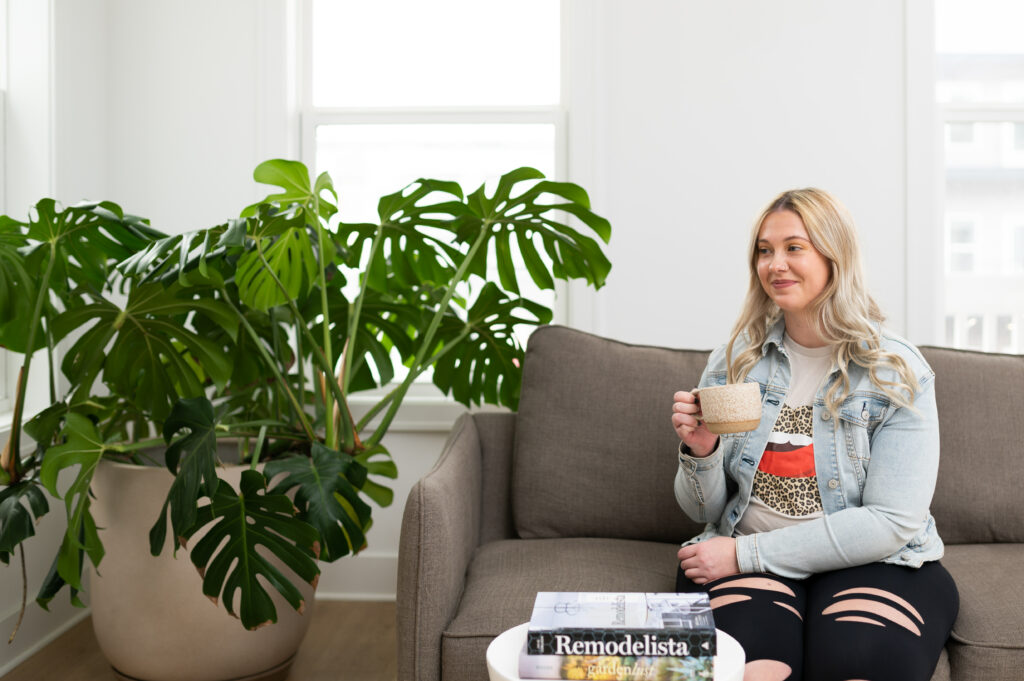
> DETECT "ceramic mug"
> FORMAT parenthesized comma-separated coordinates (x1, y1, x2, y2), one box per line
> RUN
(692, 383, 762, 435)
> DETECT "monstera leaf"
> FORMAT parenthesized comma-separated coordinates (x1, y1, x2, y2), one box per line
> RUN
(0, 482, 49, 565)
(431, 282, 552, 409)
(0, 221, 40, 352)
(264, 443, 371, 563)
(182, 469, 321, 630)
(53, 282, 237, 424)
(37, 414, 107, 593)
(337, 178, 466, 292)
(452, 167, 612, 293)
(117, 219, 245, 288)
(19, 199, 163, 294)
(242, 159, 338, 225)
(309, 286, 424, 393)
(235, 205, 322, 312)
(149, 397, 224, 555)
(352, 445, 398, 508)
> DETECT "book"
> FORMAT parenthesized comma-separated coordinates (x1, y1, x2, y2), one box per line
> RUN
(518, 641, 715, 681)
(525, 592, 716, 658)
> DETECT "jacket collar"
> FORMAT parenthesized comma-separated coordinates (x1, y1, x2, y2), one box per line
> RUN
(761, 317, 787, 356)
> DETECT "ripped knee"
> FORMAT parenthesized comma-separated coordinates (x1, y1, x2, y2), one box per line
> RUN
(821, 587, 924, 636)
(710, 576, 796, 597)
(709, 577, 802, 620)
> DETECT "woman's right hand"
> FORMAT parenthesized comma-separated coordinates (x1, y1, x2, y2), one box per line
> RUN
(671, 390, 719, 457)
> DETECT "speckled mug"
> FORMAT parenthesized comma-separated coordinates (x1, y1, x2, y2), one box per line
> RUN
(693, 383, 762, 434)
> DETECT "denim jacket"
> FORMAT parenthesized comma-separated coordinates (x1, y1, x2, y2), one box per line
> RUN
(674, 319, 945, 579)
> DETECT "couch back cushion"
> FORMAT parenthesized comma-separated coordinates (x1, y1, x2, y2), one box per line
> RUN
(923, 346, 1024, 544)
(513, 325, 709, 543)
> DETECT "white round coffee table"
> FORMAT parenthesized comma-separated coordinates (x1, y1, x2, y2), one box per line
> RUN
(486, 622, 745, 681)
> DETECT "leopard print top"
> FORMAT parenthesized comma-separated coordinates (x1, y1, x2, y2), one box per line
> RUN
(750, 404, 823, 517)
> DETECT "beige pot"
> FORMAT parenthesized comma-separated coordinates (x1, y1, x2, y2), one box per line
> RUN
(88, 459, 316, 681)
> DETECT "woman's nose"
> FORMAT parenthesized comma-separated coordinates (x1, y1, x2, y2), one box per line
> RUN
(770, 255, 788, 272)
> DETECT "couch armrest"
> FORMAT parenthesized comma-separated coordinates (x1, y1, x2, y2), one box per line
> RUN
(397, 412, 485, 681)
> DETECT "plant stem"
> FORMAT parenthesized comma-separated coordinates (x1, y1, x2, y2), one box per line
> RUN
(3, 243, 59, 481)
(253, 250, 356, 448)
(366, 224, 491, 447)
(108, 436, 169, 453)
(45, 317, 57, 405)
(343, 228, 384, 395)
(218, 284, 317, 442)
(251, 425, 267, 470)
(269, 307, 284, 420)
(310, 200, 337, 451)
(7, 544, 27, 644)
(355, 325, 470, 433)
(294, 309, 306, 415)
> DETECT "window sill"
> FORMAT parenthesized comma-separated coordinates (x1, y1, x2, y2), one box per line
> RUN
(348, 383, 509, 434)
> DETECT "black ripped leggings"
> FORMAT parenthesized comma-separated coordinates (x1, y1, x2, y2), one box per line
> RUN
(676, 561, 958, 681)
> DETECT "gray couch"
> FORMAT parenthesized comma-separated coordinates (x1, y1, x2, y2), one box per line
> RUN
(397, 325, 1024, 681)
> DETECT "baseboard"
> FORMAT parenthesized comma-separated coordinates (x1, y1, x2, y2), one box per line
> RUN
(313, 552, 398, 602)
(0, 602, 91, 677)
(0, 555, 397, 677)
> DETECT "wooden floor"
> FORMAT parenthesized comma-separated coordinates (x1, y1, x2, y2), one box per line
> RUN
(3, 600, 397, 681)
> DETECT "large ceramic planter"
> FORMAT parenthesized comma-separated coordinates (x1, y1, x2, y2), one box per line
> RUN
(88, 459, 316, 681)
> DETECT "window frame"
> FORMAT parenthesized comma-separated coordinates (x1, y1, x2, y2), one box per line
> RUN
(293, 0, 569, 429)
(918, 0, 1024, 354)
(0, 87, 9, 416)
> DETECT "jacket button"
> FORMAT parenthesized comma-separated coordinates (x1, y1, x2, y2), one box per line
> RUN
(827, 478, 839, 489)
(861, 409, 870, 420)
(821, 411, 831, 421)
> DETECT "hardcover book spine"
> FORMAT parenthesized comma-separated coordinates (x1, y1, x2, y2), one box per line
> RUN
(526, 629, 716, 657)
(518, 652, 715, 681)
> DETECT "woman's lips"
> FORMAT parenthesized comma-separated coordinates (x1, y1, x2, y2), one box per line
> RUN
(771, 279, 797, 289)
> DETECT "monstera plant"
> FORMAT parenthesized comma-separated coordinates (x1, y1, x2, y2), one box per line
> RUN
(0, 160, 612, 634)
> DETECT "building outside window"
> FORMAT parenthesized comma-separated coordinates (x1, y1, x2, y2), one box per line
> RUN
(937, 0, 1024, 354)
(1014, 223, 1024, 272)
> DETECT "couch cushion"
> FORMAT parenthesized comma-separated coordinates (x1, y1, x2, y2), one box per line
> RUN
(513, 325, 710, 542)
(922, 347, 1024, 544)
(941, 543, 1024, 681)
(442, 538, 680, 681)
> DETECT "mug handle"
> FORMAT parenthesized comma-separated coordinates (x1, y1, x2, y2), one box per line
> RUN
(690, 387, 703, 421)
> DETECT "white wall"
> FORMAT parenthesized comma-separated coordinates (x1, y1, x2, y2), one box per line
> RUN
(2, 0, 931, 672)
(2, 1, 88, 673)
(567, 0, 916, 350)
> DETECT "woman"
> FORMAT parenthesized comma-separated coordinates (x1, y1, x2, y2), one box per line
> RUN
(671, 189, 958, 681)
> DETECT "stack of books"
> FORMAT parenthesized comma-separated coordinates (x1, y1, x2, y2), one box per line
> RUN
(518, 592, 717, 681)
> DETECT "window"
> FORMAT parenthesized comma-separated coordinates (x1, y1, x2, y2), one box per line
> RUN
(303, 0, 561, 227)
(1014, 224, 1024, 272)
(298, 0, 563, 408)
(996, 314, 1016, 353)
(946, 218, 977, 273)
(936, 0, 1024, 354)
(948, 122, 975, 144)
(965, 314, 984, 350)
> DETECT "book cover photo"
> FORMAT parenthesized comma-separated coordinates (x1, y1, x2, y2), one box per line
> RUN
(525, 592, 716, 658)
(518, 649, 714, 681)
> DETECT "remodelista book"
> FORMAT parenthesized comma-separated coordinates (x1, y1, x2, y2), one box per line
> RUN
(517, 645, 715, 681)
(525, 592, 716, 657)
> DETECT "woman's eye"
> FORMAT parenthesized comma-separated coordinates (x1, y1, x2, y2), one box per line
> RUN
(757, 247, 771, 255)
(787, 245, 802, 252)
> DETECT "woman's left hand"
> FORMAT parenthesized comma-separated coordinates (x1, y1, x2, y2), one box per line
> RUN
(678, 537, 740, 584)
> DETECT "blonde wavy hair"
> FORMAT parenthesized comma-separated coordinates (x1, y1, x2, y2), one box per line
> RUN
(725, 188, 918, 416)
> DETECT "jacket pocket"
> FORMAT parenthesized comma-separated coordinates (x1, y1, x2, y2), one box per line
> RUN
(838, 395, 889, 484)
